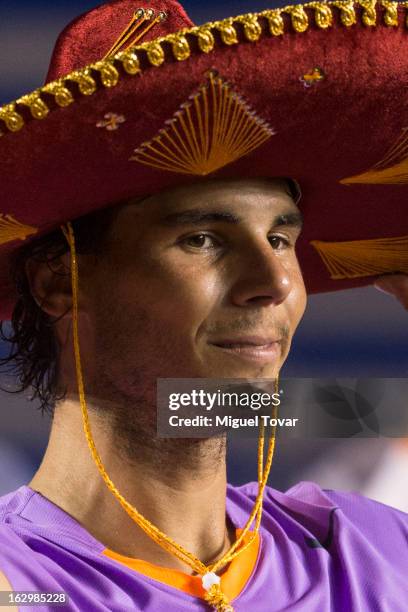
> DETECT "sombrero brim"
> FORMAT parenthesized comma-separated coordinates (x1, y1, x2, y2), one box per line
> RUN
(1, 0, 408, 320)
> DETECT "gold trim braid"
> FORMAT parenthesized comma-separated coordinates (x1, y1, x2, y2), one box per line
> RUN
(0, 0, 404, 136)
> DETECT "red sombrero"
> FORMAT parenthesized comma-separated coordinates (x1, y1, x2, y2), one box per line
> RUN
(1, 0, 408, 320)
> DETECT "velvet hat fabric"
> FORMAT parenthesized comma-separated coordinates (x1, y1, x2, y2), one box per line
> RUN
(0, 0, 408, 319)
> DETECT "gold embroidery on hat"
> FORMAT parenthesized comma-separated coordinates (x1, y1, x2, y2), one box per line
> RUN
(0, 104, 24, 132)
(1, 1, 406, 136)
(332, 1, 357, 26)
(263, 9, 285, 35)
(91, 61, 120, 88)
(104, 8, 167, 60)
(360, 0, 377, 25)
(0, 215, 38, 246)
(314, 3, 333, 27)
(67, 69, 97, 96)
(311, 235, 408, 279)
(235, 14, 263, 41)
(17, 92, 50, 120)
(289, 5, 309, 31)
(300, 67, 326, 87)
(130, 71, 275, 176)
(382, 0, 399, 25)
(135, 39, 165, 66)
(42, 81, 74, 107)
(167, 34, 191, 61)
(116, 50, 141, 74)
(197, 28, 215, 53)
(216, 18, 239, 45)
(97, 112, 126, 131)
(340, 127, 408, 184)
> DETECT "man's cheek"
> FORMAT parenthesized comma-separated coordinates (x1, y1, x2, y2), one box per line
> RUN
(291, 265, 307, 310)
(287, 284, 307, 330)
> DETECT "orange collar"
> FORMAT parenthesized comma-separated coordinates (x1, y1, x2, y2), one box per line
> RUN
(103, 528, 260, 601)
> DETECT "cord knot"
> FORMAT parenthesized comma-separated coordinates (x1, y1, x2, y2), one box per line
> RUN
(203, 581, 234, 611)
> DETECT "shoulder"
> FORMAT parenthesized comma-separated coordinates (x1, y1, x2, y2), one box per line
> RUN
(286, 480, 408, 526)
(0, 519, 61, 592)
(235, 479, 408, 521)
(230, 480, 408, 548)
(0, 486, 34, 552)
(318, 486, 408, 540)
(0, 524, 16, 612)
(0, 486, 35, 523)
(0, 487, 47, 570)
(0, 522, 34, 567)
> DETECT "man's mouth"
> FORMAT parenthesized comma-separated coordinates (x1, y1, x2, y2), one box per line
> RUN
(209, 336, 282, 363)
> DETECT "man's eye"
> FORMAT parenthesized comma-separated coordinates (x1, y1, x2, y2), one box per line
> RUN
(268, 235, 291, 250)
(181, 233, 219, 249)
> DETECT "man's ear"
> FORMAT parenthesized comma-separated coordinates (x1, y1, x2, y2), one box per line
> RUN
(25, 252, 73, 318)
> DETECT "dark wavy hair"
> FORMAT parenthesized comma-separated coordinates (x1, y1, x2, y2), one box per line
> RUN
(0, 205, 121, 416)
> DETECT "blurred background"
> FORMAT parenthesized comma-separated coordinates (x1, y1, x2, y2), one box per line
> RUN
(1, 0, 407, 510)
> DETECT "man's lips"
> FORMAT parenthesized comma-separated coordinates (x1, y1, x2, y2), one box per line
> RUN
(210, 335, 282, 346)
(209, 336, 282, 363)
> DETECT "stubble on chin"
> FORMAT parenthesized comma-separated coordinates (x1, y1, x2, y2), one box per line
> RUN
(86, 302, 226, 474)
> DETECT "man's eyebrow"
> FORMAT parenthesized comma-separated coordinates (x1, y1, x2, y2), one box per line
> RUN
(160, 209, 304, 228)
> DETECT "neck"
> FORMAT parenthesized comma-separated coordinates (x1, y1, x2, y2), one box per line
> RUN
(29, 398, 235, 574)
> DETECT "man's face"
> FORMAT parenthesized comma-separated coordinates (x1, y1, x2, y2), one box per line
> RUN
(79, 178, 306, 405)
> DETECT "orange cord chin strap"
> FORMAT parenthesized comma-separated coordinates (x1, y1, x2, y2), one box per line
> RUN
(61, 221, 279, 612)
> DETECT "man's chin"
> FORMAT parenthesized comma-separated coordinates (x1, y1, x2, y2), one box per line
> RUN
(196, 363, 280, 380)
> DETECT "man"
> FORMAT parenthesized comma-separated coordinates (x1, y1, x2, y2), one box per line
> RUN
(0, 0, 408, 610)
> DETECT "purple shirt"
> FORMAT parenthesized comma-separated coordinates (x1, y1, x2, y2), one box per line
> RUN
(1, 482, 408, 610)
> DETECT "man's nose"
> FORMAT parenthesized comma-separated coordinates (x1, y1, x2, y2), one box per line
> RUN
(230, 241, 292, 307)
